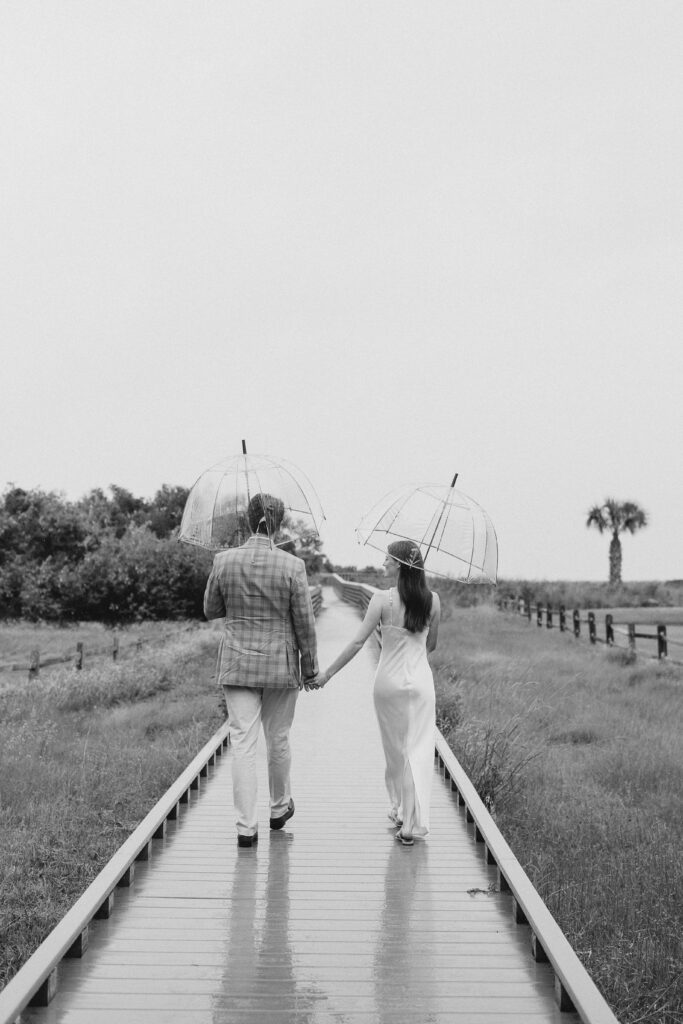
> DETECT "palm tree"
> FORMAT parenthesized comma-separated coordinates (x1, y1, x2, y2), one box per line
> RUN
(586, 499, 648, 584)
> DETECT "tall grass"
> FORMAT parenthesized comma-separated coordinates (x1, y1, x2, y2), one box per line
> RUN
(0, 630, 223, 989)
(433, 604, 683, 1024)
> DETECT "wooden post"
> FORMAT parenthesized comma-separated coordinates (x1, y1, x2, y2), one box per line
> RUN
(628, 623, 636, 654)
(66, 925, 89, 958)
(546, 604, 553, 629)
(74, 641, 83, 670)
(605, 614, 614, 646)
(657, 625, 668, 659)
(526, 600, 532, 624)
(531, 931, 549, 963)
(95, 892, 115, 919)
(29, 649, 40, 681)
(136, 840, 152, 862)
(112, 635, 119, 662)
(29, 970, 58, 1006)
(536, 604, 542, 627)
(554, 976, 577, 1013)
(559, 605, 566, 632)
(512, 896, 528, 925)
(572, 610, 580, 637)
(118, 864, 134, 887)
(588, 612, 596, 644)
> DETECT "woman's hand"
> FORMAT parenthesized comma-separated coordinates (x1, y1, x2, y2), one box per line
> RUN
(317, 670, 330, 687)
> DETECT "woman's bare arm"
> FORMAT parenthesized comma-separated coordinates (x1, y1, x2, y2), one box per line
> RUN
(321, 592, 384, 683)
(426, 592, 441, 653)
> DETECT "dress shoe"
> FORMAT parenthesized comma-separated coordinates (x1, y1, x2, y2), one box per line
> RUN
(270, 798, 295, 831)
(237, 832, 258, 848)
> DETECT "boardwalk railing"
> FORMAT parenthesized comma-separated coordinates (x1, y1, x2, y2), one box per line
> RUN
(0, 720, 231, 1024)
(331, 573, 620, 1024)
(309, 583, 323, 615)
(498, 596, 683, 663)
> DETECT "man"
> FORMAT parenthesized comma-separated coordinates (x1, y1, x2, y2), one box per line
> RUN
(203, 492, 319, 848)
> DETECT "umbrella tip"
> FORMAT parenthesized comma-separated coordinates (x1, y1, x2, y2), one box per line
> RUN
(242, 440, 247, 454)
(451, 473, 458, 487)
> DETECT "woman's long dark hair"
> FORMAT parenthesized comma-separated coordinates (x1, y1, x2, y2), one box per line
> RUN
(387, 541, 433, 633)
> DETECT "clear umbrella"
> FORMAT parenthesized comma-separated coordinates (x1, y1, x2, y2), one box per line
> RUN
(356, 474, 498, 583)
(179, 442, 325, 551)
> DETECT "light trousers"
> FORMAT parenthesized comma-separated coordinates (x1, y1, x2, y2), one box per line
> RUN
(223, 685, 299, 837)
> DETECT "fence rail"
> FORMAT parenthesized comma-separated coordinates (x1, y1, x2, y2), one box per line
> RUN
(498, 597, 683, 663)
(1, 586, 324, 681)
(330, 574, 619, 1023)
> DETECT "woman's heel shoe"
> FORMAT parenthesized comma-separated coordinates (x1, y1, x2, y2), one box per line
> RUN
(395, 831, 414, 846)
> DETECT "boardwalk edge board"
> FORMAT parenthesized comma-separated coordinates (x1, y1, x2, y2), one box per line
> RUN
(0, 721, 231, 1024)
(331, 574, 620, 1024)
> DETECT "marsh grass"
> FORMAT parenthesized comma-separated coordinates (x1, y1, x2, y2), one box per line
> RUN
(0, 630, 223, 989)
(433, 605, 683, 1024)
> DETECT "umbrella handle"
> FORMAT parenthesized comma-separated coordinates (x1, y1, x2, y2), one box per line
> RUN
(451, 473, 458, 488)
(242, 440, 247, 454)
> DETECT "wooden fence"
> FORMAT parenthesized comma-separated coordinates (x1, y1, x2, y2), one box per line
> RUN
(2, 585, 323, 682)
(0, 625, 198, 681)
(498, 597, 682, 663)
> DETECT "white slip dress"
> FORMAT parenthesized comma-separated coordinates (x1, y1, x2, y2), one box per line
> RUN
(372, 589, 436, 838)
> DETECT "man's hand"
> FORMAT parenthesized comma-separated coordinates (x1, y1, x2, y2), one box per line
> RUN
(302, 673, 322, 691)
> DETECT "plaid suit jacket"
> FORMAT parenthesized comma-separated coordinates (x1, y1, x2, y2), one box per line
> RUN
(203, 536, 319, 689)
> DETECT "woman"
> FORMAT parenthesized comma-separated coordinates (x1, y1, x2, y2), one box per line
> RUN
(319, 541, 440, 845)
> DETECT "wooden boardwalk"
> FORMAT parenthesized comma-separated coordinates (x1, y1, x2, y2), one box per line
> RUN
(19, 588, 580, 1024)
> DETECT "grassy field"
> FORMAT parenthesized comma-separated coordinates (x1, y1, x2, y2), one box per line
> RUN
(432, 603, 683, 1024)
(2, 605, 681, 1021)
(0, 622, 223, 989)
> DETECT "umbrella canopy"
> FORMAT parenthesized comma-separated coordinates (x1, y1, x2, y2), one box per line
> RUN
(179, 446, 325, 551)
(356, 476, 498, 583)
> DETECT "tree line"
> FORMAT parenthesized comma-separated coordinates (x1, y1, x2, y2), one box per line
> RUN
(0, 485, 326, 623)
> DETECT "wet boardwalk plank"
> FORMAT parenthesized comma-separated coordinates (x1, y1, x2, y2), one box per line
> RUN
(19, 588, 579, 1024)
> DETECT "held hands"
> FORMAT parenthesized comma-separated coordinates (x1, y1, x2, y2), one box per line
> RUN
(302, 670, 330, 691)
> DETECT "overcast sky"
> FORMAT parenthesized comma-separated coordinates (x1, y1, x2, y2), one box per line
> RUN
(2, 2, 681, 581)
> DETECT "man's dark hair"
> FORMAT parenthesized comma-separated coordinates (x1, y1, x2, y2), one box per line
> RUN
(247, 493, 285, 536)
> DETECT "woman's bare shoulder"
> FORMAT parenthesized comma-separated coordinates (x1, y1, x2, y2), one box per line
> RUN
(369, 588, 390, 614)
